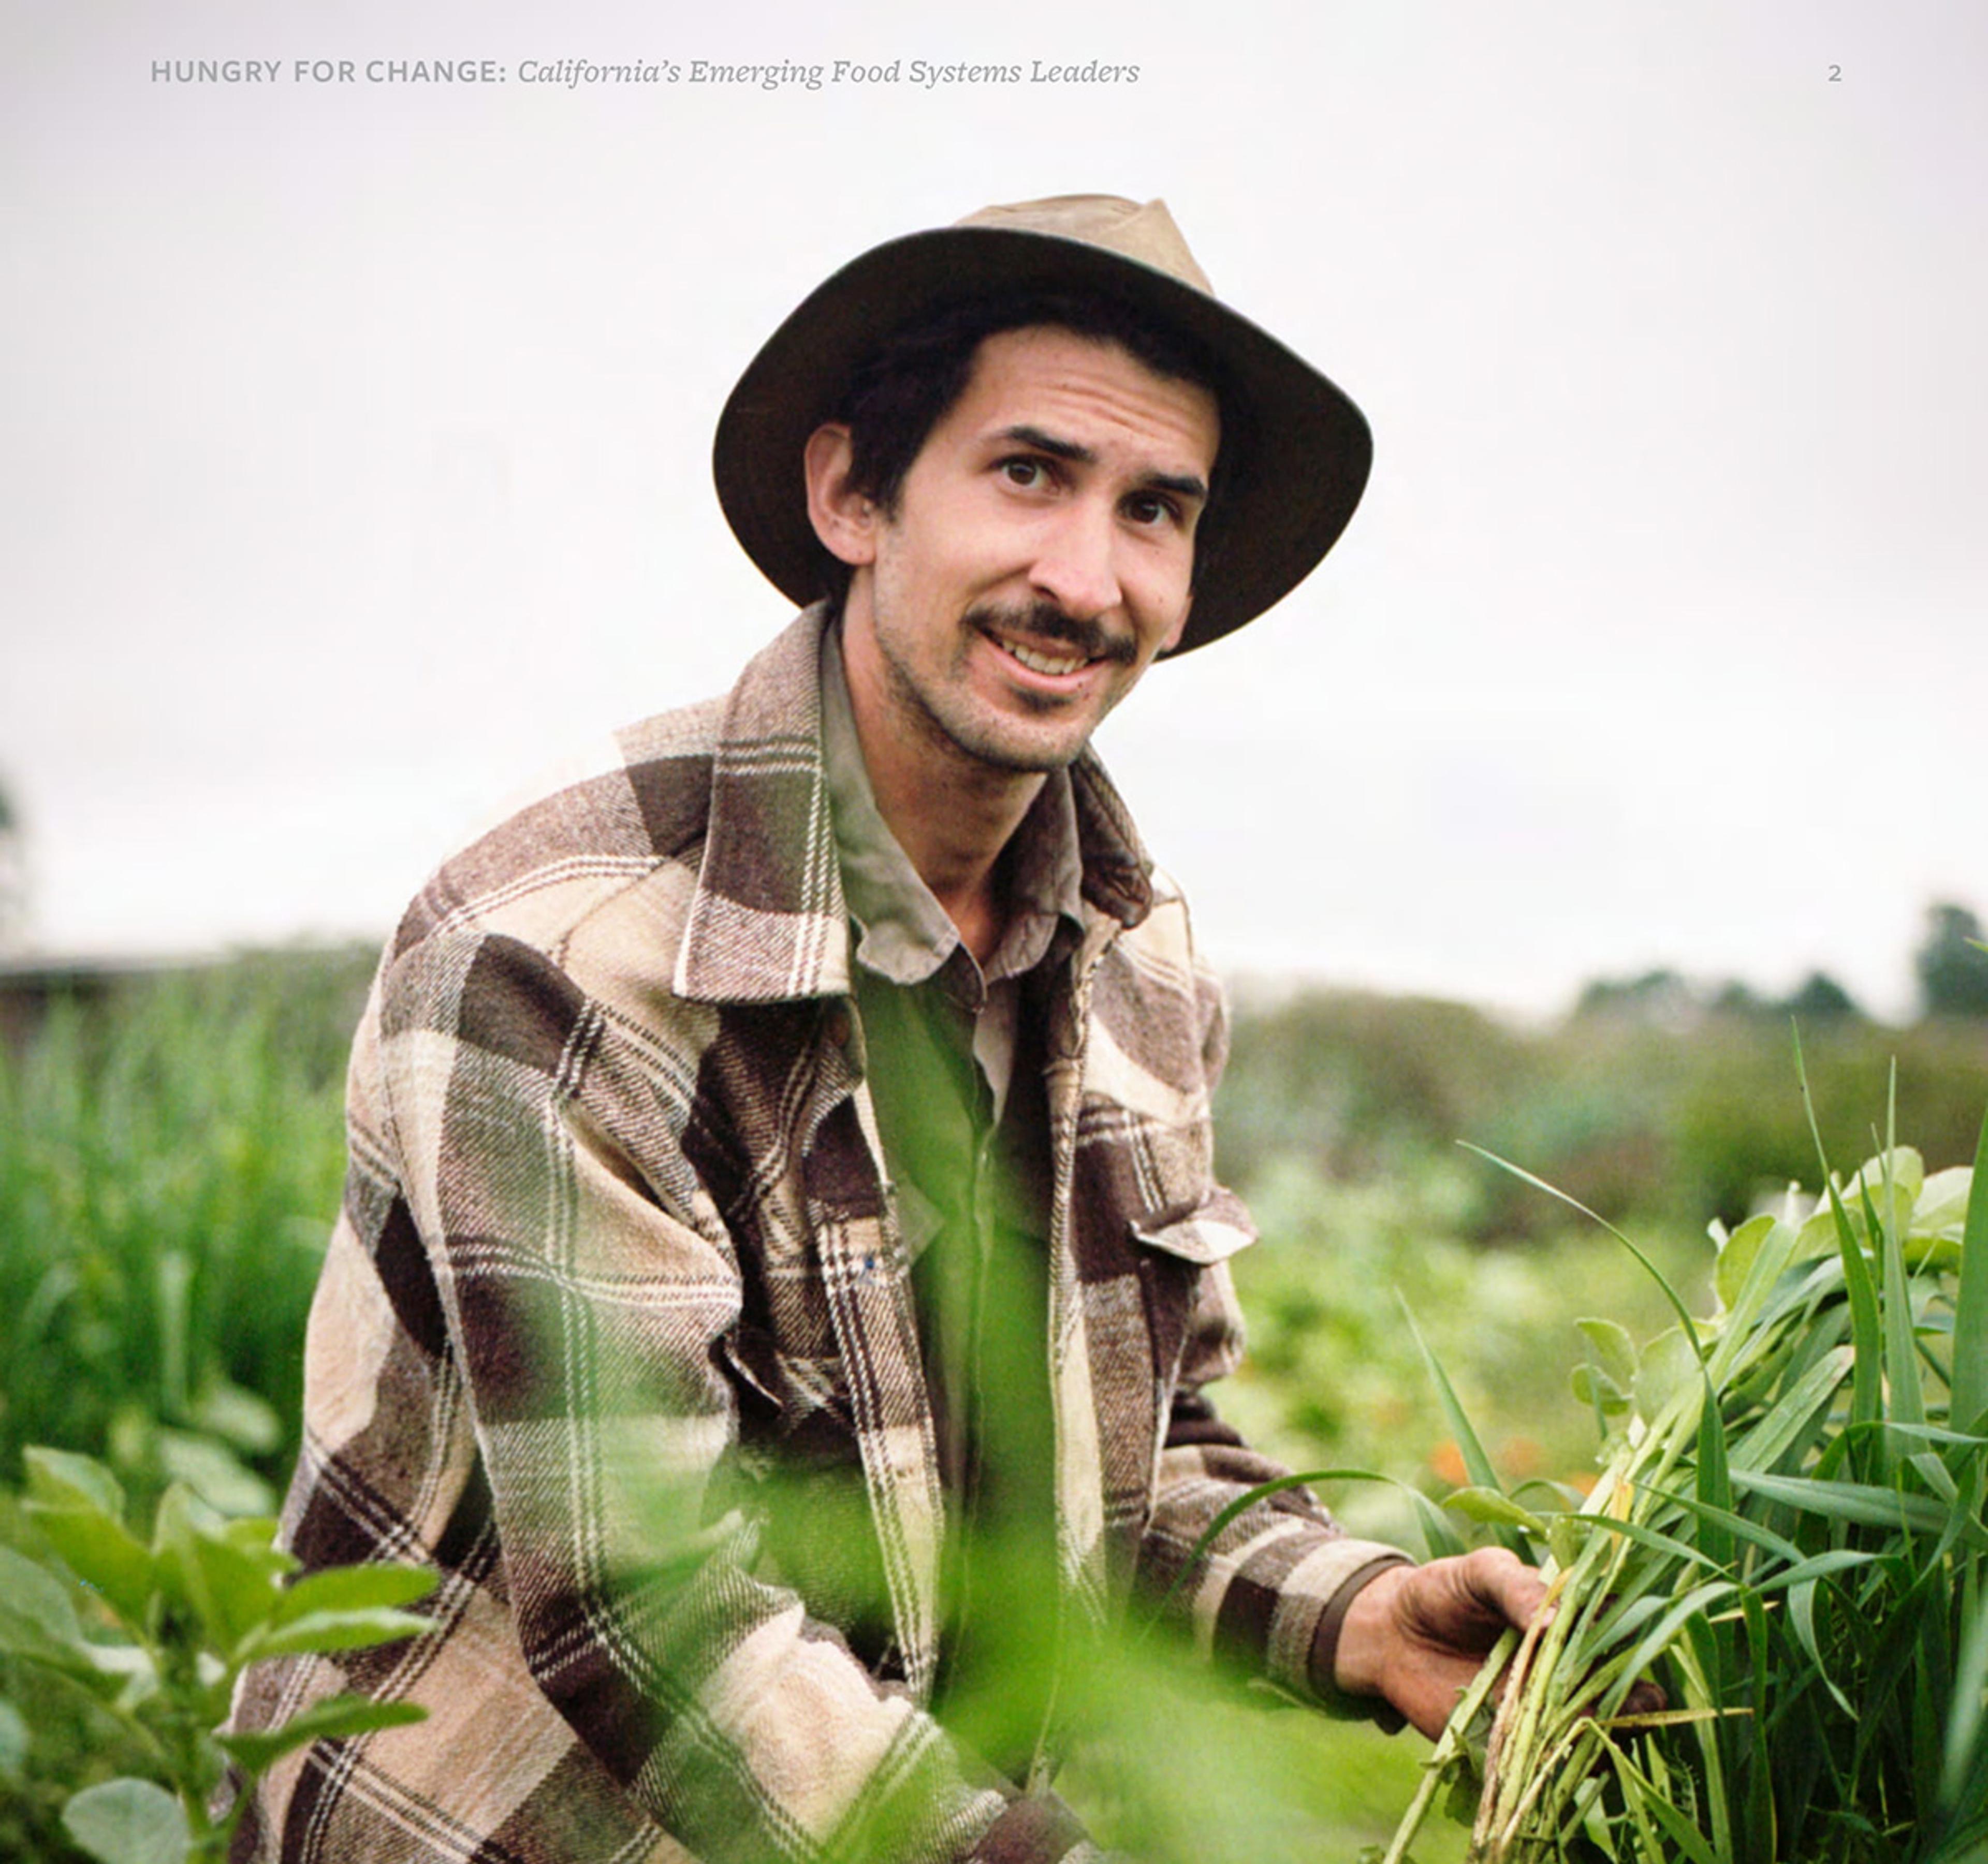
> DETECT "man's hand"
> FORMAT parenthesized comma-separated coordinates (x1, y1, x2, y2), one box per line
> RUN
(1333, 1548, 1547, 1740)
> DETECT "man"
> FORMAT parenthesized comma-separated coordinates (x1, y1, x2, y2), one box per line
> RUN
(229, 195, 1544, 1862)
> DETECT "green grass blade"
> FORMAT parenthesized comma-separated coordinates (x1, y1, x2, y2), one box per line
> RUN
(1612, 1579, 1740, 1689)
(1739, 1589, 1776, 1858)
(1916, 1589, 1957, 1834)
(1622, 1759, 1726, 1864)
(1142, 1467, 1462, 1631)
(1716, 1214, 1808, 1363)
(1729, 1469, 1985, 1547)
(1869, 1159, 1927, 1436)
(1635, 1483, 1807, 1567)
(1612, 1760, 1676, 1864)
(1458, 1143, 1707, 1367)
(1910, 1449, 1963, 1504)
(1788, 1578, 1859, 1719)
(1951, 1103, 1988, 1437)
(1395, 1296, 1530, 1563)
(1860, 1421, 1988, 1452)
(1728, 1345, 1854, 1474)
(1577, 1510, 1729, 1579)
(1698, 1364, 1736, 1576)
(1749, 1547, 1878, 1595)
(1826, 1181, 1884, 1438)
(1926, 1815, 1988, 1864)
(1794, 1029, 1885, 1440)
(1941, 1577, 1988, 1825)
(1877, 1440, 1988, 1569)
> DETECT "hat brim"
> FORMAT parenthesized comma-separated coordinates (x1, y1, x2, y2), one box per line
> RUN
(712, 225, 1371, 655)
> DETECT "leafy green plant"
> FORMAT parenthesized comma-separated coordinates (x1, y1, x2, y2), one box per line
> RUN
(0, 1446, 431, 1864)
(0, 953, 367, 1494)
(1383, 1093, 1988, 1862)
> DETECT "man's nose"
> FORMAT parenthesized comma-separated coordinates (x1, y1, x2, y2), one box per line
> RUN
(1029, 500, 1123, 621)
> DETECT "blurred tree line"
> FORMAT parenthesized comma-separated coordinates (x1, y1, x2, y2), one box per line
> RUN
(1215, 900, 1988, 1239)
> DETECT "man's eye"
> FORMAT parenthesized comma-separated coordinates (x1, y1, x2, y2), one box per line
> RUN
(1125, 494, 1177, 527)
(1001, 458, 1045, 488)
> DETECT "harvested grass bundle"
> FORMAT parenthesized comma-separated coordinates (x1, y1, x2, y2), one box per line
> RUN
(1384, 1084, 1988, 1863)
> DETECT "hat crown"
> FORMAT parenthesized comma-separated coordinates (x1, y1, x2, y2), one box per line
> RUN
(951, 194, 1214, 296)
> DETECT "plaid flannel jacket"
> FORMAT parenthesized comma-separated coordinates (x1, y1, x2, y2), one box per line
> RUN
(227, 607, 1407, 1864)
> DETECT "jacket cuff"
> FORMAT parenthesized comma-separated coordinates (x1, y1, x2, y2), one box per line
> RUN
(963, 1789, 1101, 1862)
(1305, 1549, 1415, 1731)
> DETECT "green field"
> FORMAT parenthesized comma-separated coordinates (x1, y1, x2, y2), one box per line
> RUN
(3, 946, 1983, 1859)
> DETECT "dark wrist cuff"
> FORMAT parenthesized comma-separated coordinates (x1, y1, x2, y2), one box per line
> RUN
(966, 1789, 1097, 1862)
(1307, 1552, 1414, 1732)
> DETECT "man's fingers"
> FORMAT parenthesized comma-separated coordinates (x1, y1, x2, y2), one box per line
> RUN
(1346, 1549, 1648, 1740)
(1437, 1547, 1550, 1638)
(1480, 1548, 1551, 1627)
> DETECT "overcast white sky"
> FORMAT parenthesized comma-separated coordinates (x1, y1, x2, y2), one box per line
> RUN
(4, 0, 1983, 1020)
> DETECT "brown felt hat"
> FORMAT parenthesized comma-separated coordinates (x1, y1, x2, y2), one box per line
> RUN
(712, 194, 1372, 656)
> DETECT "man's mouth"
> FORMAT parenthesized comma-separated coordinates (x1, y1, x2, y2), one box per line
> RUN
(969, 602, 1132, 682)
(1001, 637, 1093, 678)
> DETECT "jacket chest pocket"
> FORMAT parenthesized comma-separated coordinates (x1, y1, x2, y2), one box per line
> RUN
(1130, 1189, 1259, 1405)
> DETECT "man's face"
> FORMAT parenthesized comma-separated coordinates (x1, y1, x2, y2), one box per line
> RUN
(835, 325, 1219, 776)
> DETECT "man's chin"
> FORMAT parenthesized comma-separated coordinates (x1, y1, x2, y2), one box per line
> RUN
(883, 648, 1101, 775)
(940, 710, 1090, 776)
(957, 736, 1085, 776)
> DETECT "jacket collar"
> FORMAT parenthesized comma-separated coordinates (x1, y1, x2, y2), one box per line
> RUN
(674, 606, 1156, 1007)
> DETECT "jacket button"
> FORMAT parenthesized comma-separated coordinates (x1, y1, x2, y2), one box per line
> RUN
(824, 1005, 853, 1050)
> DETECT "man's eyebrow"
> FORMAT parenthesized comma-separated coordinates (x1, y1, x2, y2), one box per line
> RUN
(1000, 424, 1095, 465)
(998, 425, 1209, 503)
(1142, 468, 1211, 504)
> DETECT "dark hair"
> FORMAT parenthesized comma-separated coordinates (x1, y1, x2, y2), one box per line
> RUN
(821, 288, 1237, 606)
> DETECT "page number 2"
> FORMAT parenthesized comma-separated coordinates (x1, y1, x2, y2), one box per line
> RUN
(1828, 64, 1841, 80)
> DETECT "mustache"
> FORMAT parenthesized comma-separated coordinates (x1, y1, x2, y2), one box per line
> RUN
(965, 600, 1137, 667)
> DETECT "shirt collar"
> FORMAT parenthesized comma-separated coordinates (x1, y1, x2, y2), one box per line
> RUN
(674, 605, 1153, 1006)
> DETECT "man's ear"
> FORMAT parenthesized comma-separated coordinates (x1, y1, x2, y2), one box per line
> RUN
(803, 424, 879, 568)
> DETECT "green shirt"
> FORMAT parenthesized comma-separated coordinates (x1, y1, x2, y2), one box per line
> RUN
(820, 623, 1082, 1775)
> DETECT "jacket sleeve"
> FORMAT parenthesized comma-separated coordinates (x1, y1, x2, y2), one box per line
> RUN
(334, 927, 1102, 1864)
(1133, 955, 1413, 1720)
